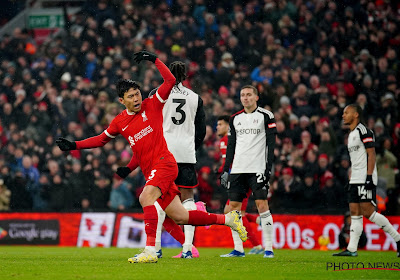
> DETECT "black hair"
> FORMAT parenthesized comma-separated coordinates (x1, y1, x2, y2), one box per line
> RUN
(169, 61, 186, 84)
(116, 79, 140, 98)
(218, 115, 230, 123)
(347, 103, 364, 123)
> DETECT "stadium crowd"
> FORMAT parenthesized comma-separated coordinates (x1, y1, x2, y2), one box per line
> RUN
(0, 0, 399, 215)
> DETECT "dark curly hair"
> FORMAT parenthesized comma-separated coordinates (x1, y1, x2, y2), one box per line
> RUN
(169, 61, 186, 85)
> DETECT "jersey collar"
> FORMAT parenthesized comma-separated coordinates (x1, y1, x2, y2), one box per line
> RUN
(126, 109, 136, 115)
(244, 106, 258, 114)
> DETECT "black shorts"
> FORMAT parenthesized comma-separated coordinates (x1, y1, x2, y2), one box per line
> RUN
(228, 173, 268, 202)
(347, 184, 377, 205)
(175, 163, 198, 189)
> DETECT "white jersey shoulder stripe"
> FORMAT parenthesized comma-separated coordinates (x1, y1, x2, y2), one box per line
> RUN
(257, 107, 274, 119)
(156, 91, 167, 103)
(356, 123, 367, 134)
(104, 130, 116, 138)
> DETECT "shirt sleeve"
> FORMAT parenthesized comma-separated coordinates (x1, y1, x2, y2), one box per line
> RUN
(75, 131, 113, 149)
(264, 113, 277, 172)
(357, 127, 375, 149)
(194, 96, 206, 150)
(127, 154, 139, 171)
(223, 115, 236, 173)
(151, 58, 176, 110)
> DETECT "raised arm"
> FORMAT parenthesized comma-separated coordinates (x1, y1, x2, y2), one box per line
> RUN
(133, 51, 176, 102)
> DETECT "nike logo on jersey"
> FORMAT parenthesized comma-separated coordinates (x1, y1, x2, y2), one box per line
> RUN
(122, 125, 129, 131)
(143, 54, 149, 57)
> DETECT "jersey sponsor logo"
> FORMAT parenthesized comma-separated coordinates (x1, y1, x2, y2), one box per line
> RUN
(362, 137, 373, 143)
(122, 125, 129, 131)
(133, 125, 153, 143)
(236, 128, 261, 135)
(268, 123, 276, 128)
(237, 122, 241, 126)
(141, 111, 148, 122)
(348, 145, 360, 153)
(253, 119, 259, 124)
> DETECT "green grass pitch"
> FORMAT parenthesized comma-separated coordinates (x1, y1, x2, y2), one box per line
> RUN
(1, 247, 399, 280)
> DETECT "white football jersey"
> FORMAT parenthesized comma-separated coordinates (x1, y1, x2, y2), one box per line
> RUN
(162, 83, 199, 163)
(229, 107, 276, 174)
(348, 123, 377, 184)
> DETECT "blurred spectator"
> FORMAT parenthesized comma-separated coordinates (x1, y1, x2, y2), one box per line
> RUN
(109, 174, 133, 211)
(0, 178, 10, 211)
(0, 0, 399, 213)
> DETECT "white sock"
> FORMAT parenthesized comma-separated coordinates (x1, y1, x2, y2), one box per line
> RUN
(154, 201, 166, 251)
(182, 198, 197, 253)
(369, 211, 400, 242)
(231, 229, 244, 253)
(347, 216, 363, 252)
(145, 246, 156, 254)
(260, 210, 273, 252)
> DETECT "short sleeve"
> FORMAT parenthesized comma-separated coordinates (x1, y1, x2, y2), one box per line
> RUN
(357, 127, 375, 149)
(104, 118, 119, 138)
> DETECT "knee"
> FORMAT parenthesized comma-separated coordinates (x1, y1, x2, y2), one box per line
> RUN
(139, 192, 149, 206)
(172, 215, 186, 225)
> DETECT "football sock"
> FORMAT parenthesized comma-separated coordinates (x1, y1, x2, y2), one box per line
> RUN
(260, 210, 273, 251)
(347, 215, 363, 252)
(163, 216, 185, 245)
(231, 229, 244, 253)
(154, 202, 166, 251)
(182, 198, 197, 253)
(143, 205, 158, 247)
(369, 211, 400, 242)
(188, 210, 225, 225)
(243, 215, 261, 246)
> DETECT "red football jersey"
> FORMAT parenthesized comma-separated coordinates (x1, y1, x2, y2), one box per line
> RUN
(217, 134, 228, 173)
(105, 95, 175, 178)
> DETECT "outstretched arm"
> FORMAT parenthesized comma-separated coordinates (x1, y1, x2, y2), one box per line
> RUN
(75, 132, 112, 149)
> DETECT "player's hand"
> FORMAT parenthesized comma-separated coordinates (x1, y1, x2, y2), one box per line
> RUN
(133, 50, 157, 64)
(55, 137, 76, 151)
(220, 171, 229, 189)
(116, 166, 131, 179)
(365, 175, 376, 190)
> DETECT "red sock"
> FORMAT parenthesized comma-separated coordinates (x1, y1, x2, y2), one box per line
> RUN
(188, 210, 225, 225)
(243, 215, 261, 246)
(163, 216, 185, 245)
(143, 205, 158, 246)
(246, 213, 258, 223)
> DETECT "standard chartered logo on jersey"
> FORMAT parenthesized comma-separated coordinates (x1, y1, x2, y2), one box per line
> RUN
(236, 128, 261, 135)
(129, 125, 154, 146)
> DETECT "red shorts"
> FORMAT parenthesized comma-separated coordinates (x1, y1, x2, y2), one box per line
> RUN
(145, 160, 180, 210)
(226, 189, 252, 211)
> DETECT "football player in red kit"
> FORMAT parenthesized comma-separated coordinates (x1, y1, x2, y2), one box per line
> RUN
(56, 51, 247, 263)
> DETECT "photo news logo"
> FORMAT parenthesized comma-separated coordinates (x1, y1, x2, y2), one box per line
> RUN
(327, 262, 400, 271)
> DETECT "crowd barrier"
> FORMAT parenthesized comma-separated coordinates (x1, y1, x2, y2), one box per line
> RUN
(0, 213, 398, 251)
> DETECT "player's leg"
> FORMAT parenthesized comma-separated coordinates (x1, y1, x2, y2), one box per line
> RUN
(333, 184, 362, 256)
(242, 193, 263, 254)
(164, 195, 247, 241)
(154, 202, 166, 258)
(220, 173, 247, 257)
(129, 164, 178, 263)
(361, 201, 400, 257)
(176, 164, 199, 257)
(250, 172, 274, 258)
